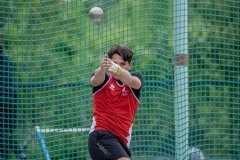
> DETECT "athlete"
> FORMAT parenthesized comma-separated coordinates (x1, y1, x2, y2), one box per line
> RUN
(88, 45, 144, 160)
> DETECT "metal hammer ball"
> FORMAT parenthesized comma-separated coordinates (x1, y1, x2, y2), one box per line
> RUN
(89, 7, 103, 22)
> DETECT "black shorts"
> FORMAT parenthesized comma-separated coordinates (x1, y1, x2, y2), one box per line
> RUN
(88, 130, 131, 160)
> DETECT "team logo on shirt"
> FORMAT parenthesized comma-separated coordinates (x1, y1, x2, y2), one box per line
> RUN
(121, 87, 129, 96)
(109, 84, 115, 91)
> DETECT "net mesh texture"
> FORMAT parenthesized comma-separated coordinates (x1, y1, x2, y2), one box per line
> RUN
(0, 0, 239, 159)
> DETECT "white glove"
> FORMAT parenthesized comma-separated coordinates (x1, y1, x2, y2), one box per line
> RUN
(108, 62, 119, 73)
(108, 62, 122, 75)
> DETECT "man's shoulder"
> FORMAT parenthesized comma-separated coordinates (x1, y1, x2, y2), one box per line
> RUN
(132, 72, 143, 77)
(132, 72, 143, 80)
(92, 73, 110, 93)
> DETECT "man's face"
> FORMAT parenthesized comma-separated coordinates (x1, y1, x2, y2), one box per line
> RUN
(110, 53, 132, 79)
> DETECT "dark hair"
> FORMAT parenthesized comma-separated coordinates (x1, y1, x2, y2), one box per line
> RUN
(108, 45, 133, 63)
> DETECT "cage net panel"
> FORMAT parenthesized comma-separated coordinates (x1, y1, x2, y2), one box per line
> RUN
(0, 0, 239, 159)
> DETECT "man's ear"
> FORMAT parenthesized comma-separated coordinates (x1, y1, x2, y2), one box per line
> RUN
(129, 62, 133, 70)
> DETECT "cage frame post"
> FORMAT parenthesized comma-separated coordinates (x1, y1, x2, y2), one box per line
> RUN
(35, 126, 51, 160)
(173, 0, 189, 159)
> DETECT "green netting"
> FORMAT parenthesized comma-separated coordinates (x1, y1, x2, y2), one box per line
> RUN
(0, 0, 239, 159)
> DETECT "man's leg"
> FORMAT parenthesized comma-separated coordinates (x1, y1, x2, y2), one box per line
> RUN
(89, 130, 131, 160)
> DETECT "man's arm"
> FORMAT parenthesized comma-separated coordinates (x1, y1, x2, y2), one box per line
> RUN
(90, 66, 106, 87)
(117, 69, 142, 89)
(90, 56, 108, 87)
(107, 61, 142, 89)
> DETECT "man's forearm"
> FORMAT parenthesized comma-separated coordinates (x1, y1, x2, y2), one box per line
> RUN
(118, 69, 133, 86)
(118, 68, 141, 89)
(108, 62, 141, 89)
(91, 67, 106, 86)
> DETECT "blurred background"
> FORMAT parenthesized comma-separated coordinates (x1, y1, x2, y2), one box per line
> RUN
(0, 0, 239, 159)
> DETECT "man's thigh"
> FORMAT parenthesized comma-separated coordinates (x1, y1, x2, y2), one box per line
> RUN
(88, 130, 130, 160)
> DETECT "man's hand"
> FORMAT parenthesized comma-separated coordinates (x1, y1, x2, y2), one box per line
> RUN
(100, 54, 112, 70)
(108, 62, 122, 75)
(100, 54, 123, 75)
(91, 54, 111, 87)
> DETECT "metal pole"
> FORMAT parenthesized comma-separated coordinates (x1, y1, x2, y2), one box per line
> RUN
(173, 1, 189, 160)
(35, 126, 51, 160)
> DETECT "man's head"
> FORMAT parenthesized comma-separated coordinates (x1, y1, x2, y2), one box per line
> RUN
(107, 45, 134, 78)
(108, 45, 133, 63)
